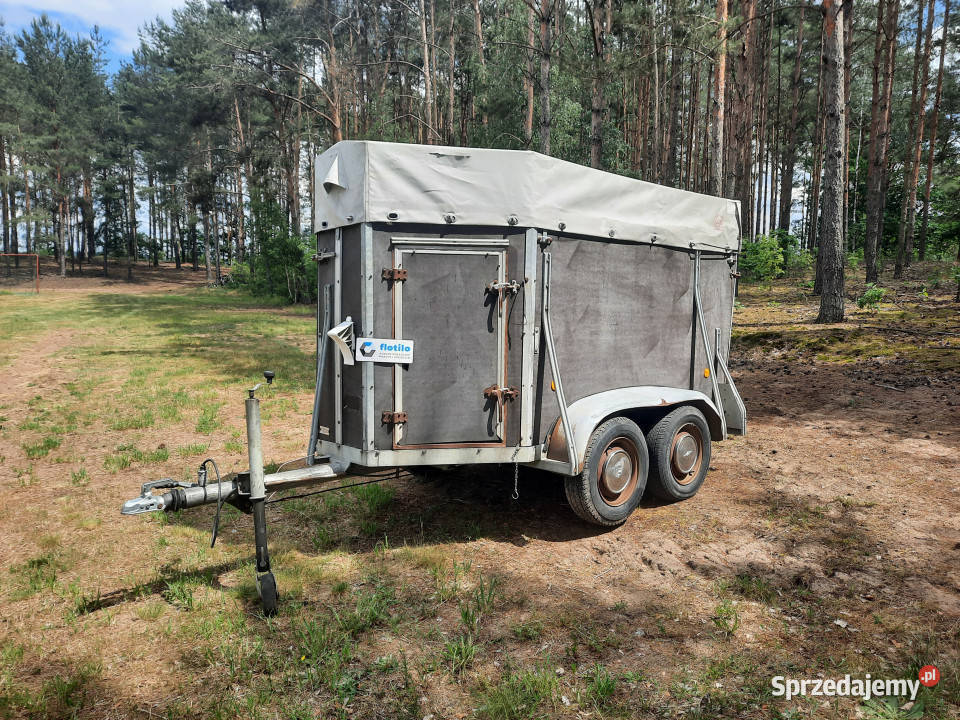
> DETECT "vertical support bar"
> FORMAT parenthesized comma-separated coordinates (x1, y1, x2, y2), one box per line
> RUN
(693, 252, 727, 438)
(246, 396, 266, 502)
(519, 229, 538, 445)
(541, 249, 578, 475)
(495, 249, 506, 441)
(715, 327, 725, 378)
(392, 247, 404, 446)
(334, 228, 343, 446)
(362, 224, 376, 455)
(246, 395, 276, 614)
(307, 284, 332, 465)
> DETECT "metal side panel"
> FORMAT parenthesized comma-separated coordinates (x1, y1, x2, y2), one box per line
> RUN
(315, 230, 338, 444)
(519, 229, 538, 446)
(340, 225, 364, 449)
(362, 224, 376, 452)
(334, 229, 343, 444)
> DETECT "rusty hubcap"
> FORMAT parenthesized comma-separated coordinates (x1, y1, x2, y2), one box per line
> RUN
(597, 439, 640, 506)
(670, 424, 703, 485)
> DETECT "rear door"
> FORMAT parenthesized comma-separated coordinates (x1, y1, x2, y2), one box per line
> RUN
(392, 242, 507, 447)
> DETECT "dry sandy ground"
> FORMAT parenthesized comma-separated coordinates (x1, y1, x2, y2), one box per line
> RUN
(0, 263, 958, 719)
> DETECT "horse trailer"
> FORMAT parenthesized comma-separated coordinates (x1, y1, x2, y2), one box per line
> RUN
(122, 141, 747, 613)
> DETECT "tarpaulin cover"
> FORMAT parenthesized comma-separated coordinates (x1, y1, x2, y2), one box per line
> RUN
(313, 141, 742, 253)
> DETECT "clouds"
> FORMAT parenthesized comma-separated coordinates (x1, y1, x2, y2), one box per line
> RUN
(1, 0, 184, 53)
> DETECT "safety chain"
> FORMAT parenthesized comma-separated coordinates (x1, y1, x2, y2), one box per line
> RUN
(512, 461, 519, 500)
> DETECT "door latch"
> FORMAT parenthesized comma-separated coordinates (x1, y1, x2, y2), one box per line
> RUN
(485, 280, 522, 295)
(483, 385, 519, 403)
(381, 411, 408, 425)
(382, 267, 408, 283)
(483, 385, 519, 424)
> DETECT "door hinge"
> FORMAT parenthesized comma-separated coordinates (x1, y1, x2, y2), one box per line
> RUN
(381, 411, 408, 425)
(312, 250, 337, 263)
(381, 267, 408, 283)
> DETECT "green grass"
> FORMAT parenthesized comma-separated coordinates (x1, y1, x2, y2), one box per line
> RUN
(476, 666, 557, 720)
(176, 443, 208, 458)
(587, 662, 617, 709)
(711, 599, 741, 639)
(195, 405, 222, 434)
(441, 635, 478, 676)
(109, 410, 155, 431)
(732, 573, 777, 604)
(103, 444, 169, 473)
(8, 553, 64, 600)
(22, 436, 61, 459)
(511, 618, 544, 642)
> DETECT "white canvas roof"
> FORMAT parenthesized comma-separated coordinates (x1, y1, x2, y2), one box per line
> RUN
(313, 141, 741, 253)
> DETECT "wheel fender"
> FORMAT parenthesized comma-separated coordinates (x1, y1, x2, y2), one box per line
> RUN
(546, 387, 724, 472)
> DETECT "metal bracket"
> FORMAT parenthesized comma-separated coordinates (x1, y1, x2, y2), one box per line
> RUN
(327, 317, 355, 366)
(538, 233, 554, 248)
(483, 384, 519, 403)
(312, 250, 337, 263)
(486, 279, 523, 295)
(381, 410, 408, 425)
(381, 267, 408, 283)
(541, 250, 578, 475)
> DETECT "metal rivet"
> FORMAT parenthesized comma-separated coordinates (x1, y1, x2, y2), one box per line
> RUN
(507, 215, 518, 226)
(608, 229, 616, 237)
(558, 222, 566, 231)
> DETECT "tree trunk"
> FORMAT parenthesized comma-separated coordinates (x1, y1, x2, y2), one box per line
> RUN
(863, 0, 900, 284)
(809, 25, 826, 255)
(664, 36, 683, 184)
(127, 162, 137, 282)
(6, 147, 17, 254)
(709, 0, 728, 196)
(918, 0, 949, 260)
(82, 171, 94, 261)
(895, 0, 935, 276)
(24, 165, 31, 254)
(524, 2, 535, 145)
(0, 137, 8, 254)
(419, 0, 434, 143)
(472, 0, 488, 127)
(203, 208, 212, 285)
(538, 0, 555, 155)
(649, 1, 661, 182)
(587, 0, 612, 169)
(817, 0, 847, 323)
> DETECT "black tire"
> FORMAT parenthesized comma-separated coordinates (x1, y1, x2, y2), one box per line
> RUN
(257, 572, 278, 616)
(645, 406, 711, 502)
(564, 416, 648, 526)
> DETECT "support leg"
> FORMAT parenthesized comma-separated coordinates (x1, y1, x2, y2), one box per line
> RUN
(246, 395, 277, 615)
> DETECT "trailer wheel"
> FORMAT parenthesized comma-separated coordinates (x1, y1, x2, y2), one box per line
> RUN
(646, 406, 711, 501)
(564, 417, 648, 526)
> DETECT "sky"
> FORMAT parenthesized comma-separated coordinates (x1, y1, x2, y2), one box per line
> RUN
(0, 0, 185, 73)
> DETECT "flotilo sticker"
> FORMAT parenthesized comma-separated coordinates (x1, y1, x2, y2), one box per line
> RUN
(355, 338, 414, 363)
